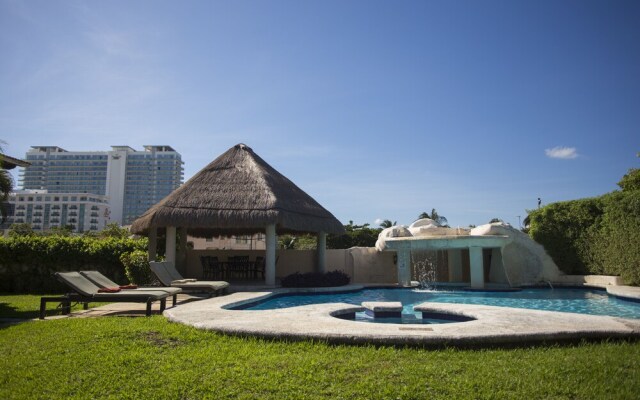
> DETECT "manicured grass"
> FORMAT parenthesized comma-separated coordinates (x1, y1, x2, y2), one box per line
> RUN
(0, 293, 109, 319)
(1, 295, 639, 399)
(1, 314, 639, 399)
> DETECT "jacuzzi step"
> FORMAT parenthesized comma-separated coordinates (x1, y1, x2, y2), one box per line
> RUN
(362, 301, 403, 318)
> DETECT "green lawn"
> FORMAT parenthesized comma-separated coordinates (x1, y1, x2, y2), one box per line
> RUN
(1, 295, 639, 399)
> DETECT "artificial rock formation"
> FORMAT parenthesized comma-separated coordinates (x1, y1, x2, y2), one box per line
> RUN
(376, 220, 563, 286)
(470, 223, 562, 286)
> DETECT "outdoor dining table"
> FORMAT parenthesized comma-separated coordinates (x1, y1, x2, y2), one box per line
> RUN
(200, 256, 265, 281)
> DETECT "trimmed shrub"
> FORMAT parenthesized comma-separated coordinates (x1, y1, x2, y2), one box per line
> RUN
(0, 236, 147, 293)
(528, 197, 604, 275)
(120, 250, 155, 285)
(281, 270, 351, 288)
(528, 190, 640, 285)
(590, 191, 640, 284)
(327, 221, 381, 249)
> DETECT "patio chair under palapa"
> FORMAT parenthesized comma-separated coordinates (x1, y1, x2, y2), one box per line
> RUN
(149, 261, 229, 296)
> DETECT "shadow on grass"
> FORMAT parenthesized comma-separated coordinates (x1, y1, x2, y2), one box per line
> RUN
(0, 300, 71, 322)
(220, 330, 640, 351)
(0, 293, 91, 326)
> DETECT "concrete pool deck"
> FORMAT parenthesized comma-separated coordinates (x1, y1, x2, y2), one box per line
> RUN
(164, 285, 640, 347)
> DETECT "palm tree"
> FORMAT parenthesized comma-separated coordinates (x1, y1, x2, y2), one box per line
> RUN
(379, 219, 396, 228)
(0, 143, 14, 223)
(418, 208, 449, 227)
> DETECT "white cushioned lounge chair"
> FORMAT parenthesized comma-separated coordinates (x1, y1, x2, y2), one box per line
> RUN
(42, 271, 179, 319)
(149, 261, 229, 297)
(79, 270, 182, 298)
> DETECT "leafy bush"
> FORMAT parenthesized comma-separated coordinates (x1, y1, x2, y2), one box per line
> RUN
(120, 249, 155, 285)
(618, 167, 640, 191)
(278, 234, 318, 250)
(0, 236, 147, 293)
(120, 250, 155, 285)
(528, 180, 640, 284)
(589, 191, 640, 284)
(327, 221, 381, 249)
(281, 270, 350, 288)
(528, 197, 604, 275)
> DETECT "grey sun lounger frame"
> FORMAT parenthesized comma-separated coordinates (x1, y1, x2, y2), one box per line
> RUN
(149, 261, 229, 297)
(79, 270, 182, 300)
(42, 272, 176, 319)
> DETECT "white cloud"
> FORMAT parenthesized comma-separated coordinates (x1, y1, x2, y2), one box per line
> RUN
(374, 218, 384, 225)
(545, 146, 578, 159)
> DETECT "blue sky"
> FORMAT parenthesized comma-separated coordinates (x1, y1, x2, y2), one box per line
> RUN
(1, 0, 638, 228)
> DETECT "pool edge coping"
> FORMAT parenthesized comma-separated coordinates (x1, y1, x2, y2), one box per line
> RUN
(164, 286, 640, 347)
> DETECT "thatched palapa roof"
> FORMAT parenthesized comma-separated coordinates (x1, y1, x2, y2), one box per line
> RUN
(0, 153, 30, 170)
(130, 144, 345, 237)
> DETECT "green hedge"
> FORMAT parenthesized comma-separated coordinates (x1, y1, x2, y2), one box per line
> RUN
(0, 236, 147, 293)
(590, 191, 640, 284)
(528, 189, 640, 285)
(528, 197, 604, 275)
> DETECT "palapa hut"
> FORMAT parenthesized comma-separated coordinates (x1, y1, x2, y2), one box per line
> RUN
(0, 153, 30, 170)
(130, 143, 345, 286)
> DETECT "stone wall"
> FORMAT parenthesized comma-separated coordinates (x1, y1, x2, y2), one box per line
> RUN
(185, 248, 398, 284)
(184, 245, 621, 287)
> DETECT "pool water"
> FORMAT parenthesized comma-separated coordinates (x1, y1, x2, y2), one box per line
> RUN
(236, 288, 640, 320)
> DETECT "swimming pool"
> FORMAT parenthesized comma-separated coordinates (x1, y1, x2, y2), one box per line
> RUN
(235, 287, 640, 320)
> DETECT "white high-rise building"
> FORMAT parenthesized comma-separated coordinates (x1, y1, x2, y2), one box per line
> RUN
(4, 190, 110, 233)
(20, 145, 184, 226)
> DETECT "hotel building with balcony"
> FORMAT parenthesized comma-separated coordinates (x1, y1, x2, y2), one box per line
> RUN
(3, 190, 110, 233)
(18, 145, 184, 226)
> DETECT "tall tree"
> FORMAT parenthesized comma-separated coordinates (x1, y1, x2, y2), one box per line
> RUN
(0, 143, 14, 222)
(617, 158, 640, 191)
(379, 219, 396, 228)
(418, 208, 448, 227)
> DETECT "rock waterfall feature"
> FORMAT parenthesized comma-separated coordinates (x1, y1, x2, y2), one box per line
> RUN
(376, 220, 563, 288)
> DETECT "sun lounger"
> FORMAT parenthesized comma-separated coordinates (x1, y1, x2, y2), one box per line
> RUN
(42, 271, 177, 319)
(79, 270, 182, 301)
(149, 261, 229, 296)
